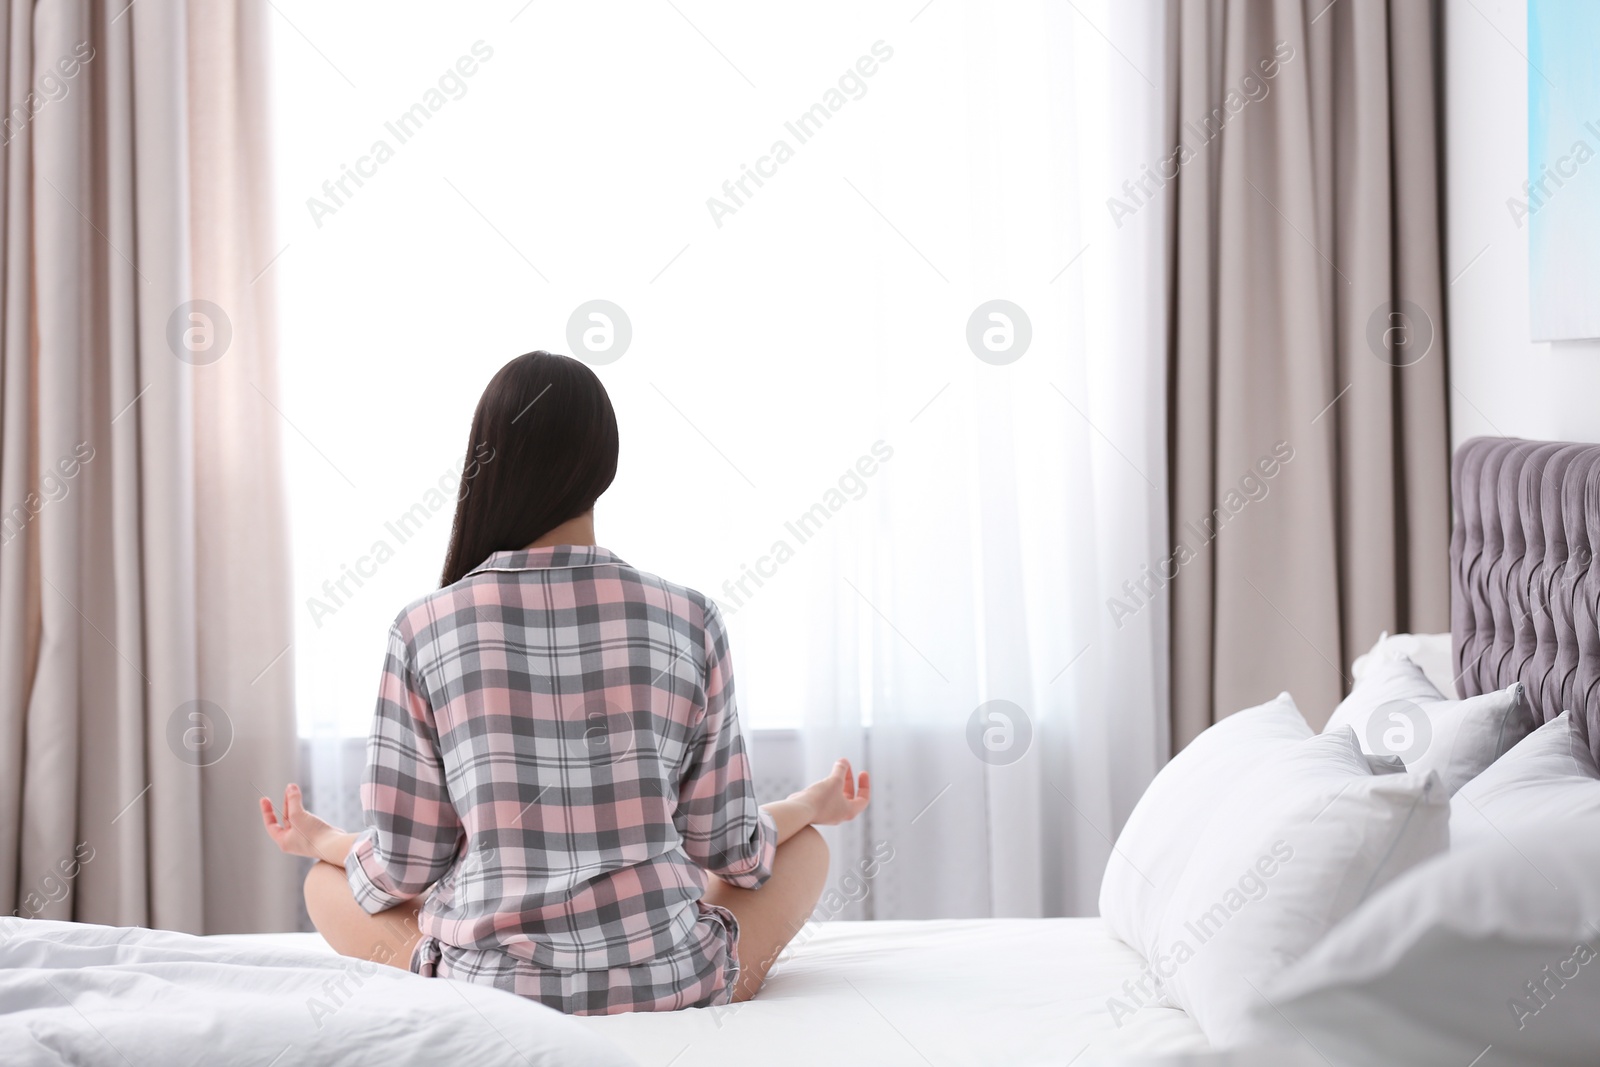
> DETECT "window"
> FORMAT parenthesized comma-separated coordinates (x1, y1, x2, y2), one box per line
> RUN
(270, 1, 1120, 738)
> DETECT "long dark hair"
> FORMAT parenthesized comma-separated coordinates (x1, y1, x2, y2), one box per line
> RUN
(439, 351, 619, 587)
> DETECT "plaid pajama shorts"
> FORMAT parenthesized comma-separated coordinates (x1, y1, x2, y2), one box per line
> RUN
(345, 546, 776, 1015)
(412, 901, 742, 1013)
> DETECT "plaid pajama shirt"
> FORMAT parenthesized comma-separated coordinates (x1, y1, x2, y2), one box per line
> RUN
(345, 545, 777, 1015)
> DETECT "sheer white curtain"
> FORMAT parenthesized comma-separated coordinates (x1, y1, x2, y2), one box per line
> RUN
(785, 3, 1171, 919)
(270, 0, 1168, 919)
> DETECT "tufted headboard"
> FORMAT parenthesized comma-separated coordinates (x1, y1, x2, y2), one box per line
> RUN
(1451, 436, 1600, 756)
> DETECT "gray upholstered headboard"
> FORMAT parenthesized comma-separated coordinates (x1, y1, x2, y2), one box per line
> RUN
(1451, 436, 1600, 757)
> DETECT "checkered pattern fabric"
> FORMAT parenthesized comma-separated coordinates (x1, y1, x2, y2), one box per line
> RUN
(346, 545, 776, 1014)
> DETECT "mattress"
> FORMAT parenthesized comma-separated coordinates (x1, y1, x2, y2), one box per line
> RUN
(227, 918, 1209, 1066)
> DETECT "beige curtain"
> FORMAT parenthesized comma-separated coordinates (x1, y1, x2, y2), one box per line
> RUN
(1167, 0, 1451, 748)
(0, 0, 296, 933)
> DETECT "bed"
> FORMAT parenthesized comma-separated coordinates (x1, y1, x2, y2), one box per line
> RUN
(229, 918, 1211, 1065)
(0, 916, 1210, 1065)
(7, 434, 1595, 1066)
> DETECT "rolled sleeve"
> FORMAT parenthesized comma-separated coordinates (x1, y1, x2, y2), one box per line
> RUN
(711, 808, 777, 890)
(678, 602, 775, 890)
(347, 624, 462, 914)
(346, 827, 413, 912)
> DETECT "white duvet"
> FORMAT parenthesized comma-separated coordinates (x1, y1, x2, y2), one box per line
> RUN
(0, 916, 1212, 1066)
(0, 918, 634, 1066)
(236, 918, 1209, 1066)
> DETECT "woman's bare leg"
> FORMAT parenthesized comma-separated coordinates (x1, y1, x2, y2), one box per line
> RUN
(703, 825, 830, 1002)
(303, 861, 424, 969)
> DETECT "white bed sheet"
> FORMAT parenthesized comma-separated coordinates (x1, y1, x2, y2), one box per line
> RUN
(236, 917, 1208, 1067)
(580, 918, 1208, 1066)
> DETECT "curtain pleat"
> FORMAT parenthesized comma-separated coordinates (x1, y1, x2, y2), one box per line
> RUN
(186, 0, 299, 933)
(0, 0, 37, 920)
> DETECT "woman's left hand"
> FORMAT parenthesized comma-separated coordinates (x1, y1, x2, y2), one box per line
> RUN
(260, 783, 357, 866)
(790, 759, 871, 826)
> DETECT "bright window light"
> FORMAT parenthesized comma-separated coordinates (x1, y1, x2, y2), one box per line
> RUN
(269, 0, 1098, 737)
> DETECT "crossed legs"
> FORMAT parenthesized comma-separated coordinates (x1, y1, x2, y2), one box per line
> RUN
(703, 825, 830, 1002)
(301, 827, 830, 1004)
(302, 861, 423, 969)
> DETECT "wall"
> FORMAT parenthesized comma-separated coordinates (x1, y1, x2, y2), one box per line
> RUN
(1445, 0, 1600, 448)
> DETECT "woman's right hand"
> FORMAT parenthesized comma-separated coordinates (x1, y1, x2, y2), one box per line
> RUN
(259, 783, 358, 867)
(790, 759, 871, 826)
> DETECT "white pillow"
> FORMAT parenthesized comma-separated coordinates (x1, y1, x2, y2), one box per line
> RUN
(1325, 655, 1533, 794)
(1254, 816, 1600, 1066)
(1351, 630, 1456, 697)
(1148, 728, 1448, 1047)
(1099, 692, 1311, 960)
(1452, 711, 1600, 850)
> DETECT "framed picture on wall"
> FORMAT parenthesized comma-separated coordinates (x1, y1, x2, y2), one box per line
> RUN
(1527, 0, 1600, 341)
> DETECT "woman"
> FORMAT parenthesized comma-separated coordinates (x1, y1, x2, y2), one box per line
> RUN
(261, 351, 870, 1014)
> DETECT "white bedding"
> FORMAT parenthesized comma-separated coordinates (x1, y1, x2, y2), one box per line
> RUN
(579, 918, 1209, 1066)
(0, 918, 633, 1066)
(236, 917, 1209, 1066)
(3, 916, 1206, 1065)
